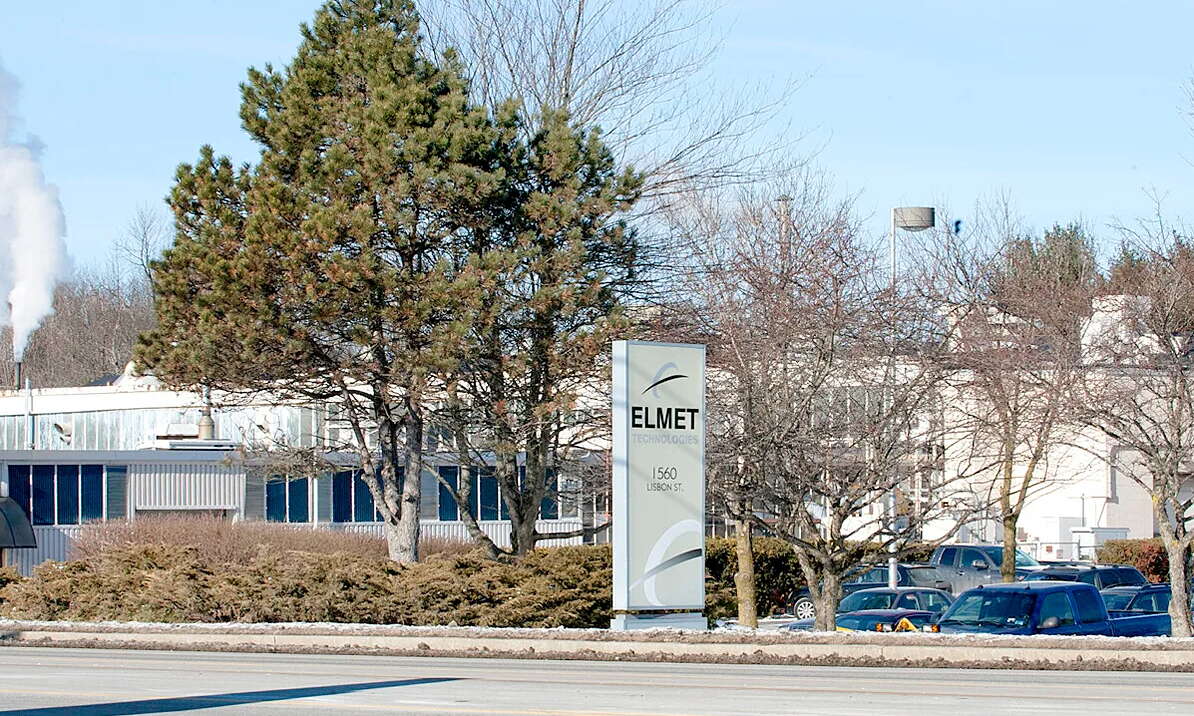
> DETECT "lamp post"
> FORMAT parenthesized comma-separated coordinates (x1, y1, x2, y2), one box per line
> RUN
(886, 207, 935, 589)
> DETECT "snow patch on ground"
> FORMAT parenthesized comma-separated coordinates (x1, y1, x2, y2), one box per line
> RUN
(2, 619, 1191, 650)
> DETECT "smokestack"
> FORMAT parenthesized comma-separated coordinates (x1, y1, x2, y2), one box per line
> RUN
(13, 361, 20, 390)
(198, 405, 215, 440)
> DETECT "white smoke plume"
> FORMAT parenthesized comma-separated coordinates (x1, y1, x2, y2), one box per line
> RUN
(0, 58, 67, 362)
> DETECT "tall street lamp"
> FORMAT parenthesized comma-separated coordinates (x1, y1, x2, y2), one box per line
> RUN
(887, 207, 935, 589)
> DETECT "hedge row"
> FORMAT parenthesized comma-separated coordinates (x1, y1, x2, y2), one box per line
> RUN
(0, 530, 940, 626)
(0, 544, 613, 627)
(1096, 539, 1170, 582)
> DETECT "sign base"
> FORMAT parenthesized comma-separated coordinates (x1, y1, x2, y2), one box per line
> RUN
(610, 612, 707, 631)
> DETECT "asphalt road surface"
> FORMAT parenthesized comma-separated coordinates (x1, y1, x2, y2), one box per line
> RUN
(1, 648, 1193, 715)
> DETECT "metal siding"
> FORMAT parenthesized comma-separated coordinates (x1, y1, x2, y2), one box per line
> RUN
(315, 475, 332, 522)
(12, 526, 82, 575)
(244, 474, 265, 519)
(419, 466, 438, 520)
(130, 463, 245, 510)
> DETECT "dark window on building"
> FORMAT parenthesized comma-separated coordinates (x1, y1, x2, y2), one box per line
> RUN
(332, 471, 353, 523)
(353, 472, 377, 522)
(265, 480, 287, 522)
(438, 466, 459, 521)
(7, 465, 30, 520)
(516, 466, 557, 520)
(265, 477, 310, 523)
(7, 464, 109, 525)
(81, 465, 104, 521)
(542, 468, 559, 520)
(328, 468, 387, 523)
(287, 478, 309, 523)
(475, 467, 498, 520)
(56, 465, 79, 525)
(31, 465, 54, 525)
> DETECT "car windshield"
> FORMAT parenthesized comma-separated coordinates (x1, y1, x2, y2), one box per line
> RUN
(1102, 592, 1134, 610)
(978, 546, 1039, 567)
(839, 591, 894, 612)
(1108, 569, 1147, 587)
(938, 592, 1035, 629)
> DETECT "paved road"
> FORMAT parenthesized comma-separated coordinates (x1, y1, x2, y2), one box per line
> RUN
(0, 647, 1193, 715)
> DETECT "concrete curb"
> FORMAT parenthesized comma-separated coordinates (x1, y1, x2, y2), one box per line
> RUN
(2, 623, 1193, 671)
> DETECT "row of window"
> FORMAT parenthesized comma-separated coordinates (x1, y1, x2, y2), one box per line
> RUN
(264, 466, 563, 523)
(265, 470, 387, 524)
(436, 466, 559, 521)
(6, 464, 120, 526)
(4, 463, 564, 527)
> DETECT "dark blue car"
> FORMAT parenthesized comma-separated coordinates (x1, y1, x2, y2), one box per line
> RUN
(788, 565, 952, 619)
(933, 582, 1169, 636)
(781, 587, 953, 631)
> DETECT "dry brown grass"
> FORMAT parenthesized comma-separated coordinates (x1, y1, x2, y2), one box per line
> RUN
(72, 515, 391, 564)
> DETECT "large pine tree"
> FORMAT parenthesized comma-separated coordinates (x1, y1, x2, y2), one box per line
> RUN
(440, 110, 642, 555)
(138, 0, 511, 561)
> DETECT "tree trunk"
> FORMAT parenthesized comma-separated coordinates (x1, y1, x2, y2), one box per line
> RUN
(511, 511, 538, 556)
(1165, 541, 1192, 638)
(386, 415, 423, 563)
(1157, 499, 1194, 637)
(733, 518, 758, 628)
(813, 568, 841, 632)
(1001, 513, 1018, 583)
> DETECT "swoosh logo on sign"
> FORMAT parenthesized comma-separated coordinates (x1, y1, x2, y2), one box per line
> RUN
(643, 362, 687, 396)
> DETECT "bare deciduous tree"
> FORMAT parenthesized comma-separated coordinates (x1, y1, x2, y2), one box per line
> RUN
(924, 204, 1099, 582)
(672, 171, 971, 630)
(115, 205, 170, 285)
(420, 0, 795, 201)
(1076, 215, 1194, 636)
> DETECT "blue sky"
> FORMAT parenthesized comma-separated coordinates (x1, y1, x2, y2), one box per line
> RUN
(1, 1, 1192, 268)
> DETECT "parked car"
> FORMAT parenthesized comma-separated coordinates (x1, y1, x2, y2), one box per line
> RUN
(1100, 582, 1194, 615)
(788, 564, 952, 619)
(928, 544, 1044, 593)
(1024, 564, 1148, 590)
(782, 608, 935, 633)
(783, 587, 954, 628)
(931, 582, 1170, 636)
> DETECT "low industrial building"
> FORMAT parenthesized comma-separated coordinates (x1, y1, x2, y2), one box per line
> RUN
(0, 366, 591, 573)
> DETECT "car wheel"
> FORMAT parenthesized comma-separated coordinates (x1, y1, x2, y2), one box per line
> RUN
(792, 598, 816, 620)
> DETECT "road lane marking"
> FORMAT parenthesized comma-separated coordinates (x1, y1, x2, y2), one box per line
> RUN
(0, 687, 706, 716)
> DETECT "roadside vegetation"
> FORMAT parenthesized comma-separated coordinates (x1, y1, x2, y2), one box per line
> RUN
(0, 526, 612, 627)
(0, 520, 953, 627)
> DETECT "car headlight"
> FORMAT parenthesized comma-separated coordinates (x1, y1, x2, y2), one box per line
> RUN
(875, 623, 894, 632)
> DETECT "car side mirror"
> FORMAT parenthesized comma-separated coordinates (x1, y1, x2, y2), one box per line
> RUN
(971, 560, 988, 570)
(1039, 616, 1060, 630)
